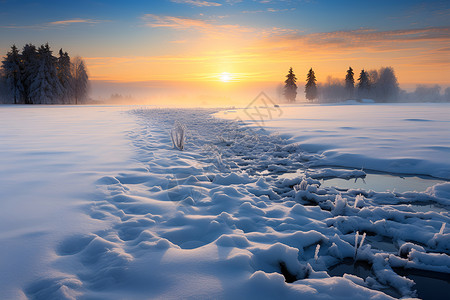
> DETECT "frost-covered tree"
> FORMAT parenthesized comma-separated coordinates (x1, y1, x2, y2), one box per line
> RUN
(357, 69, 370, 99)
(1, 43, 89, 104)
(374, 67, 399, 102)
(318, 76, 346, 103)
(1, 45, 24, 104)
(71, 56, 89, 104)
(305, 68, 317, 101)
(57, 49, 74, 104)
(21, 44, 39, 104)
(283, 67, 297, 102)
(368, 69, 379, 86)
(444, 87, 450, 102)
(412, 85, 442, 102)
(345, 67, 354, 99)
(28, 44, 63, 104)
(0, 68, 7, 103)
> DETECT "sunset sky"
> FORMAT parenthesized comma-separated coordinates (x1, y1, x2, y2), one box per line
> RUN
(1, 0, 449, 93)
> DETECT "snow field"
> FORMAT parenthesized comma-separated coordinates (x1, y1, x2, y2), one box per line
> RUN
(0, 106, 137, 299)
(1, 106, 448, 299)
(215, 103, 450, 180)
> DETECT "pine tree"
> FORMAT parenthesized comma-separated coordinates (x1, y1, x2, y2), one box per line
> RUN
(29, 44, 63, 104)
(0, 70, 6, 104)
(21, 44, 39, 104)
(357, 69, 370, 99)
(305, 68, 317, 101)
(71, 56, 89, 104)
(345, 67, 354, 99)
(57, 49, 74, 104)
(283, 67, 297, 102)
(1, 45, 24, 104)
(1, 43, 90, 104)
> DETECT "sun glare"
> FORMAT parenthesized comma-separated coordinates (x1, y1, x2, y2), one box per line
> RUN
(219, 72, 231, 82)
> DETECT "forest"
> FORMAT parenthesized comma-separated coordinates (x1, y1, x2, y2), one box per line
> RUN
(0, 43, 89, 104)
(283, 67, 450, 103)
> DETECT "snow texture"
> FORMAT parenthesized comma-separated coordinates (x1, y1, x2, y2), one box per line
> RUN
(0, 104, 449, 300)
(216, 103, 450, 180)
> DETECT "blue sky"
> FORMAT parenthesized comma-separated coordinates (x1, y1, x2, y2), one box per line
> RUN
(1, 0, 449, 85)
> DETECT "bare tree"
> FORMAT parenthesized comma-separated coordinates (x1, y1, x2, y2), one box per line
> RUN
(71, 56, 89, 104)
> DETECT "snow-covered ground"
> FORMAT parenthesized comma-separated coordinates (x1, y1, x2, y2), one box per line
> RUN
(0, 106, 138, 299)
(216, 103, 450, 179)
(0, 104, 449, 299)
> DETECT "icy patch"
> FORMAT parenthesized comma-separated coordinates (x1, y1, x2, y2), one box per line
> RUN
(322, 173, 446, 193)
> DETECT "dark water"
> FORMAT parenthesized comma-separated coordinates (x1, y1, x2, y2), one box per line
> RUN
(328, 259, 373, 279)
(277, 169, 446, 194)
(393, 268, 450, 300)
(365, 235, 397, 252)
(328, 259, 450, 300)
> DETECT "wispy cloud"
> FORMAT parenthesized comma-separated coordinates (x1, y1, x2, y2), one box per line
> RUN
(255, 26, 450, 55)
(47, 19, 103, 26)
(170, 0, 221, 6)
(243, 7, 294, 13)
(306, 27, 450, 46)
(142, 14, 254, 35)
(142, 14, 297, 38)
(0, 18, 106, 29)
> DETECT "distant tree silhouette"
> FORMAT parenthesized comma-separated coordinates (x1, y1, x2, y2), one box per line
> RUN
(283, 67, 297, 102)
(345, 67, 354, 99)
(375, 67, 399, 102)
(305, 68, 317, 101)
(57, 49, 74, 104)
(21, 44, 39, 104)
(71, 56, 89, 104)
(318, 76, 345, 103)
(357, 69, 370, 99)
(0, 43, 89, 104)
(1, 45, 24, 104)
(445, 87, 450, 102)
(29, 43, 63, 104)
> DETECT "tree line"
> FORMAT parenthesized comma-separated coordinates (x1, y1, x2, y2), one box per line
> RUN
(283, 66, 401, 103)
(0, 43, 89, 104)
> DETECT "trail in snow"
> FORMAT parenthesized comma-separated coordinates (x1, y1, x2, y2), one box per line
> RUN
(22, 108, 450, 300)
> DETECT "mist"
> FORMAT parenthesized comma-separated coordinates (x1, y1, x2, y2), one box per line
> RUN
(88, 80, 450, 108)
(89, 80, 283, 108)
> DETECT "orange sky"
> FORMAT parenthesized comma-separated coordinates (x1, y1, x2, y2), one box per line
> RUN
(84, 24, 450, 87)
(1, 1, 449, 91)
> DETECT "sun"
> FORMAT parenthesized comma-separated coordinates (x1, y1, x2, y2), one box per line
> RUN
(219, 72, 232, 82)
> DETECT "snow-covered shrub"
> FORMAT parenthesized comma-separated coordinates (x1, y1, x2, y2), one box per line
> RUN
(331, 194, 347, 216)
(354, 231, 366, 260)
(171, 121, 186, 150)
(428, 222, 450, 250)
(314, 244, 320, 262)
(354, 194, 365, 208)
(439, 222, 446, 235)
(294, 179, 308, 191)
